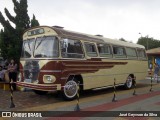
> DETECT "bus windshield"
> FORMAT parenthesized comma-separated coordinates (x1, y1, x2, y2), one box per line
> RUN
(21, 36, 59, 58)
(21, 38, 35, 58)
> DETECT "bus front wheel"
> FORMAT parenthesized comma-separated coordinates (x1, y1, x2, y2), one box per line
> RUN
(62, 78, 79, 100)
(125, 76, 133, 89)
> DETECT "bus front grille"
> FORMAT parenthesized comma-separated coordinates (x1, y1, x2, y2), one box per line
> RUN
(23, 60, 40, 83)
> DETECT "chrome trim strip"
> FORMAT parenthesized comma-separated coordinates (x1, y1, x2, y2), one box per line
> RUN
(40, 70, 62, 73)
(92, 83, 124, 91)
(83, 72, 146, 78)
(20, 58, 87, 60)
(19, 69, 62, 73)
(60, 77, 67, 80)
(92, 85, 113, 90)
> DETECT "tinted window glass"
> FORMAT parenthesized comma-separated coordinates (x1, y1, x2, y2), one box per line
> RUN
(21, 39, 35, 58)
(34, 36, 59, 58)
(61, 39, 84, 58)
(126, 47, 137, 58)
(98, 44, 112, 57)
(137, 49, 146, 58)
(113, 46, 126, 55)
(113, 46, 126, 58)
(85, 43, 97, 57)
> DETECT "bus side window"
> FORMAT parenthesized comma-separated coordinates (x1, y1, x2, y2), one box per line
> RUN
(113, 46, 126, 58)
(97, 44, 112, 57)
(61, 39, 84, 58)
(137, 49, 146, 59)
(126, 47, 137, 59)
(84, 43, 98, 57)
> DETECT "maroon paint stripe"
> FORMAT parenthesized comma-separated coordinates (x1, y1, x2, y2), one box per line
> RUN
(45, 90, 160, 120)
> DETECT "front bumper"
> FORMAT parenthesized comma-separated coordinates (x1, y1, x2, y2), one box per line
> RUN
(16, 82, 61, 91)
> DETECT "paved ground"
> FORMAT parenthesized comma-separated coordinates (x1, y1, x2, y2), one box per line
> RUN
(0, 79, 160, 120)
(0, 89, 63, 111)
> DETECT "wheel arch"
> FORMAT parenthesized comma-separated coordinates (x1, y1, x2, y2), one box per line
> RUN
(128, 73, 135, 83)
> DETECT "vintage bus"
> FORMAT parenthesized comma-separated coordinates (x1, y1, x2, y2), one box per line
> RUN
(17, 26, 148, 100)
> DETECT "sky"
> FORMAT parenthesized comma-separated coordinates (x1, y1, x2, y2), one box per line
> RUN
(0, 0, 160, 43)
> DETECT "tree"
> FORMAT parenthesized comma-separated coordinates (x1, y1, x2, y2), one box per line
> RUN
(0, 29, 10, 59)
(119, 38, 127, 42)
(137, 36, 160, 50)
(0, 0, 40, 61)
(0, 31, 1, 56)
(31, 14, 39, 27)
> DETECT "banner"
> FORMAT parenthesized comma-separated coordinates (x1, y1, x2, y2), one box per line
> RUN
(0, 111, 160, 118)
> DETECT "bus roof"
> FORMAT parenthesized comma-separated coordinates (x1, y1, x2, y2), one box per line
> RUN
(52, 26, 144, 49)
(24, 26, 145, 49)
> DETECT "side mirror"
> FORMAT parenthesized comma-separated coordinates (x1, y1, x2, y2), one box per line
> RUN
(61, 39, 68, 49)
(63, 39, 68, 48)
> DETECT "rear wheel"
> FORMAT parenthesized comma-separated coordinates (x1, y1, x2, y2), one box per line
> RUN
(125, 76, 133, 89)
(62, 78, 79, 100)
(34, 90, 48, 95)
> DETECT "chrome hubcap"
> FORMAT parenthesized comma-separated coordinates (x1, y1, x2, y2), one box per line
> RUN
(126, 77, 132, 88)
(64, 81, 78, 98)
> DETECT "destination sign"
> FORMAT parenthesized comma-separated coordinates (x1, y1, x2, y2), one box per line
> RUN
(27, 28, 44, 36)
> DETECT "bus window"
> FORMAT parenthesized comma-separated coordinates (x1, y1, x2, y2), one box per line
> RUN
(97, 44, 112, 57)
(113, 46, 126, 58)
(34, 36, 59, 58)
(84, 43, 98, 57)
(137, 49, 146, 59)
(21, 38, 35, 58)
(61, 39, 84, 58)
(126, 47, 137, 59)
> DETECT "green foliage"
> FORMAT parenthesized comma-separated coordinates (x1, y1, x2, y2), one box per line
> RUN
(11, 0, 30, 29)
(31, 14, 40, 27)
(137, 36, 160, 50)
(0, 0, 40, 61)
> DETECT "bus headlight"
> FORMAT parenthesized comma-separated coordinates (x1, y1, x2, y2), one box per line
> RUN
(18, 73, 22, 82)
(43, 75, 56, 83)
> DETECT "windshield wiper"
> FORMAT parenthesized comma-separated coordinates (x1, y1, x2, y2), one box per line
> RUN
(35, 36, 46, 50)
(27, 39, 34, 51)
(27, 41, 31, 51)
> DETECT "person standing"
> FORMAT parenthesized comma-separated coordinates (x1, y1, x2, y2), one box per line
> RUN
(154, 63, 159, 82)
(149, 62, 153, 71)
(8, 59, 17, 90)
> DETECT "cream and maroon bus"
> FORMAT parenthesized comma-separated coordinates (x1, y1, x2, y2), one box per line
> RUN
(17, 26, 148, 100)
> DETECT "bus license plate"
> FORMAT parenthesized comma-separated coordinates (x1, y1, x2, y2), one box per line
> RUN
(24, 79, 32, 83)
